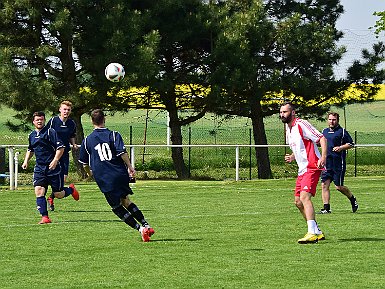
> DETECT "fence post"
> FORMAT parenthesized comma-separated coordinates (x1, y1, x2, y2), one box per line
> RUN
(14, 152, 19, 189)
(354, 131, 357, 177)
(0, 148, 5, 185)
(188, 126, 191, 178)
(8, 147, 14, 190)
(249, 128, 252, 180)
(235, 146, 239, 181)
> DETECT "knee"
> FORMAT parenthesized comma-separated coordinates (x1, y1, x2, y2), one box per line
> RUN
(335, 185, 342, 191)
(294, 199, 303, 209)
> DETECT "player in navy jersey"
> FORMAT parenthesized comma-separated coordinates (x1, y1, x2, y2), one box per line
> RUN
(46, 100, 78, 211)
(78, 109, 154, 242)
(21, 111, 79, 224)
(320, 112, 358, 213)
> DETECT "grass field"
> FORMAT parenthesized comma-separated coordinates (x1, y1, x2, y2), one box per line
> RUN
(1, 177, 385, 288)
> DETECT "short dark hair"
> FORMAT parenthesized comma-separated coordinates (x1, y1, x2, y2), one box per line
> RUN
(281, 101, 295, 111)
(32, 111, 45, 121)
(328, 112, 339, 121)
(91, 109, 105, 126)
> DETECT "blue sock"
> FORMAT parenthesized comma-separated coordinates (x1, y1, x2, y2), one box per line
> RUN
(36, 196, 48, 216)
(63, 187, 72, 197)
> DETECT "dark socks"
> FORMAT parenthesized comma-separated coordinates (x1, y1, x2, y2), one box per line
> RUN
(63, 187, 72, 197)
(323, 203, 331, 211)
(36, 196, 48, 216)
(127, 203, 149, 227)
(112, 205, 140, 230)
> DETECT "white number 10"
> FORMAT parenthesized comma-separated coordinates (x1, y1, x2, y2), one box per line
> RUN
(94, 143, 112, 161)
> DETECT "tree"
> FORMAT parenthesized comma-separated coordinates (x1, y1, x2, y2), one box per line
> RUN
(208, 0, 385, 179)
(0, 1, 146, 177)
(374, 10, 385, 36)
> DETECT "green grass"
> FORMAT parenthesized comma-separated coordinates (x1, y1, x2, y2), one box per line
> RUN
(1, 177, 385, 288)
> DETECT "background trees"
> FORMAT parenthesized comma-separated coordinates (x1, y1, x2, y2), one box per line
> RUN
(0, 0, 383, 179)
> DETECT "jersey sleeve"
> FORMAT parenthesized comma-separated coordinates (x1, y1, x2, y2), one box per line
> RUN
(343, 129, 354, 146)
(78, 138, 89, 165)
(48, 128, 65, 150)
(299, 120, 323, 143)
(70, 119, 77, 139)
(113, 131, 127, 156)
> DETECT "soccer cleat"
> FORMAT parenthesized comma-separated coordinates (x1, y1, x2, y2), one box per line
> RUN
(69, 184, 80, 201)
(351, 198, 358, 213)
(319, 209, 331, 214)
(147, 227, 155, 237)
(298, 233, 319, 244)
(38, 216, 52, 224)
(317, 233, 326, 241)
(47, 196, 55, 211)
(140, 227, 151, 242)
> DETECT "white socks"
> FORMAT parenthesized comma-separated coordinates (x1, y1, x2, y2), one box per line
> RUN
(307, 220, 322, 234)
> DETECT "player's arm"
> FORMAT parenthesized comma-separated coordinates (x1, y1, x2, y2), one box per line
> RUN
(49, 147, 64, 170)
(22, 150, 34, 169)
(120, 152, 136, 177)
(318, 136, 327, 168)
(82, 164, 93, 177)
(70, 137, 78, 150)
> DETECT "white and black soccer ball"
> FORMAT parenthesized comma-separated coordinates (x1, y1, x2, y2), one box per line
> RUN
(105, 62, 125, 82)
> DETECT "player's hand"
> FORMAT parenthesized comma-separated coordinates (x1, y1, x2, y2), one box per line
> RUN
(284, 154, 294, 163)
(49, 159, 58, 170)
(317, 157, 326, 169)
(332, 146, 342, 152)
(21, 162, 28, 170)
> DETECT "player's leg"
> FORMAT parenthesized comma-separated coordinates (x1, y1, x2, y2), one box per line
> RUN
(320, 171, 332, 213)
(33, 172, 52, 224)
(121, 195, 155, 236)
(296, 170, 324, 244)
(334, 170, 358, 212)
(51, 172, 79, 201)
(106, 191, 151, 242)
(47, 156, 68, 211)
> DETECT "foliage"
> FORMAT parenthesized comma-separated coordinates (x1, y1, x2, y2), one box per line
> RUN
(374, 10, 385, 36)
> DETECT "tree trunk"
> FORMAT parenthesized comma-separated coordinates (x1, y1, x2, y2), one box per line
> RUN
(71, 112, 88, 179)
(250, 100, 273, 179)
(168, 107, 189, 179)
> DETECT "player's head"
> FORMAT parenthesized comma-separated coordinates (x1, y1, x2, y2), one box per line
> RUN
(32, 111, 46, 130)
(279, 101, 296, 124)
(327, 112, 339, 128)
(59, 100, 73, 119)
(91, 109, 105, 126)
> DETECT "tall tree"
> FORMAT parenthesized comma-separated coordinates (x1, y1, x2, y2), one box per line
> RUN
(208, 0, 384, 179)
(0, 1, 144, 176)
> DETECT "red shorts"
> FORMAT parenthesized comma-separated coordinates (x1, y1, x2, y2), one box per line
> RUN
(295, 169, 321, 196)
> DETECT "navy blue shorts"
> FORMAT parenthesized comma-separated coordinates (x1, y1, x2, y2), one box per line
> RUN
(33, 170, 64, 192)
(103, 186, 134, 208)
(60, 152, 70, 176)
(321, 169, 345, 186)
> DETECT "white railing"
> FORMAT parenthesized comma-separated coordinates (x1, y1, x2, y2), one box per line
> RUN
(1, 144, 385, 190)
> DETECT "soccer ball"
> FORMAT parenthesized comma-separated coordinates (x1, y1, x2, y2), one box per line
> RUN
(105, 63, 125, 82)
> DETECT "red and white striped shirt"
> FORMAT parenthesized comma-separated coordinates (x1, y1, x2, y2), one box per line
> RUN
(286, 118, 324, 176)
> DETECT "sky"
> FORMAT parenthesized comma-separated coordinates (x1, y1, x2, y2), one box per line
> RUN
(334, 0, 384, 78)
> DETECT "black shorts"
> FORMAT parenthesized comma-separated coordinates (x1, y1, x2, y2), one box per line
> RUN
(33, 170, 64, 192)
(103, 186, 134, 208)
(321, 169, 345, 186)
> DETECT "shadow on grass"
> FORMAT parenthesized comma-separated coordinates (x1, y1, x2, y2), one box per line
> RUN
(358, 211, 385, 214)
(150, 238, 203, 242)
(339, 237, 385, 242)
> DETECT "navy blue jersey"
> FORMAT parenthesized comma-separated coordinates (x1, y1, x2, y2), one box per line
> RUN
(322, 125, 354, 170)
(47, 116, 76, 152)
(78, 128, 130, 193)
(28, 126, 65, 175)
